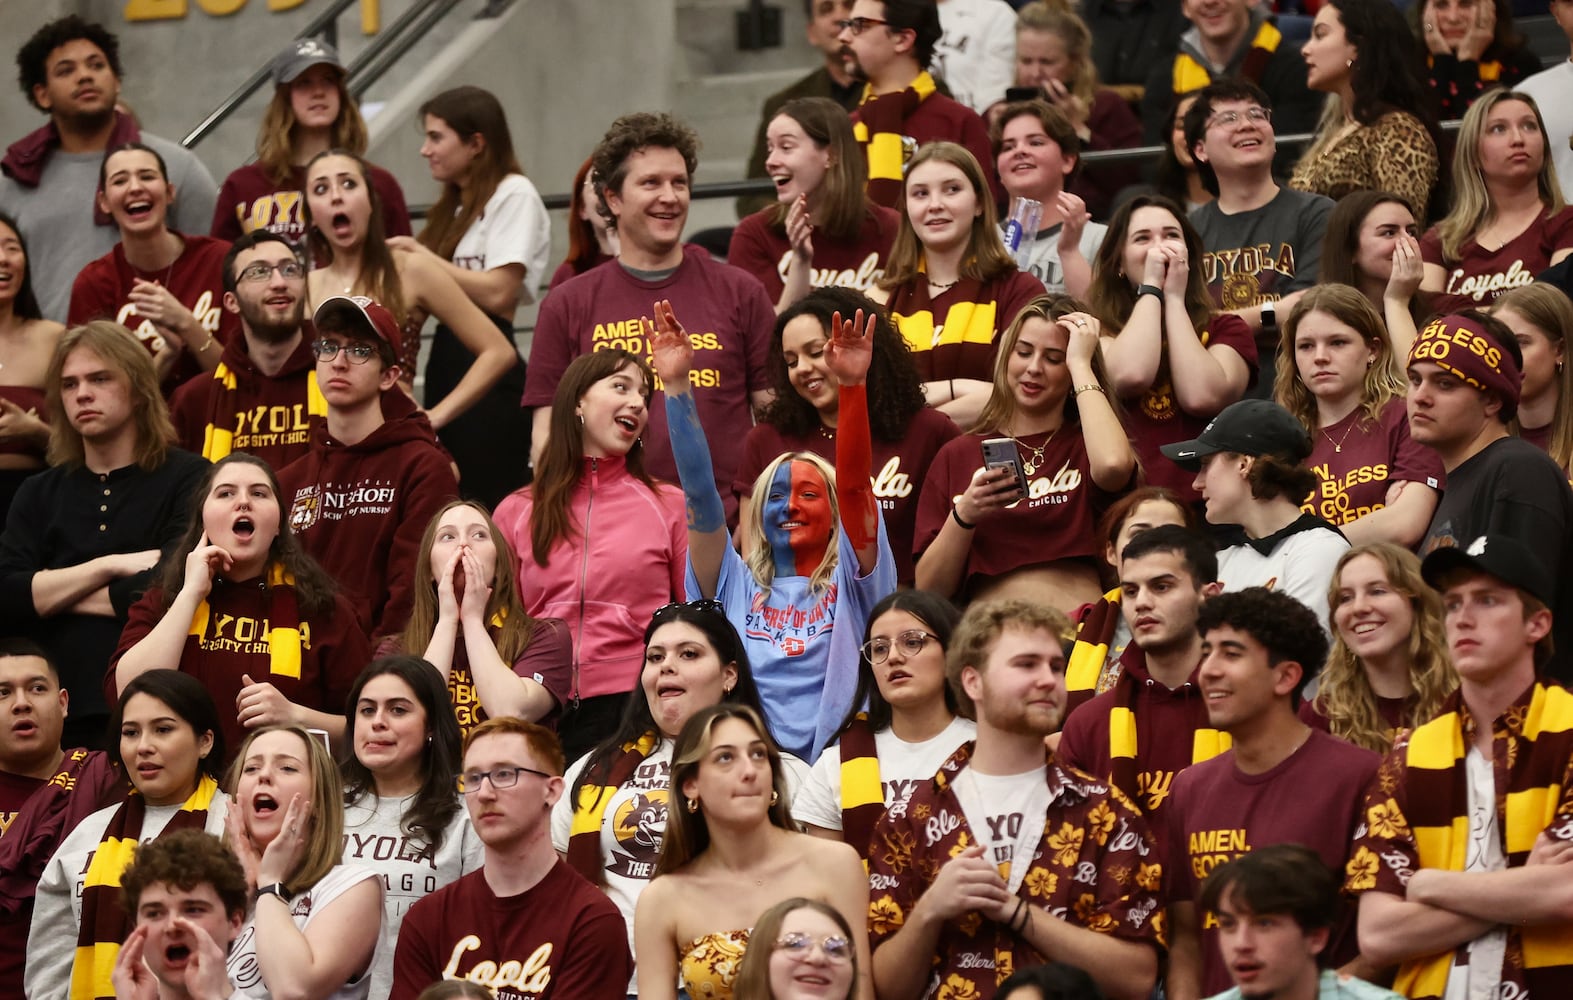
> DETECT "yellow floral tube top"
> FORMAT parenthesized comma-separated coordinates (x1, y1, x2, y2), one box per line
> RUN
(680, 929, 751, 999)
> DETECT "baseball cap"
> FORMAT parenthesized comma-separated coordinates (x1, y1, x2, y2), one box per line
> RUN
(1421, 534, 1554, 607)
(271, 37, 344, 86)
(313, 295, 399, 352)
(1160, 399, 1312, 471)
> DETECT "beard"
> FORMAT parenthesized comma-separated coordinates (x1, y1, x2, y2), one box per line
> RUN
(237, 297, 304, 346)
(841, 45, 869, 82)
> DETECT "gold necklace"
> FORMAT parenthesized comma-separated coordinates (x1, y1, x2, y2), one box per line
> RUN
(1010, 426, 1058, 476)
(1321, 414, 1359, 453)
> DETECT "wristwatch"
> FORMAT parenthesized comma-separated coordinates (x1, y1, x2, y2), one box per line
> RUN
(1260, 299, 1278, 330)
(255, 882, 293, 904)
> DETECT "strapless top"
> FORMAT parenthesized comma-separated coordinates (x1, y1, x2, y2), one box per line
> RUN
(680, 928, 751, 1000)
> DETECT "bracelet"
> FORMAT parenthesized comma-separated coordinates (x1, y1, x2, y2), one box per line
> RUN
(948, 379, 955, 401)
(1073, 384, 1103, 396)
(1010, 896, 1028, 932)
(1135, 283, 1164, 302)
(1017, 901, 1033, 934)
(951, 506, 977, 530)
(195, 332, 216, 353)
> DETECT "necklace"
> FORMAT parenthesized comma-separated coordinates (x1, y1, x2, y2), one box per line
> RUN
(927, 277, 959, 292)
(1009, 426, 1058, 476)
(1321, 415, 1359, 454)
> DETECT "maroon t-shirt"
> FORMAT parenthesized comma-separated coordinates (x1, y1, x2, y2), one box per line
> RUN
(1120, 313, 1257, 501)
(888, 268, 1047, 384)
(913, 427, 1127, 595)
(0, 769, 44, 841)
(167, 334, 318, 469)
(1057, 646, 1209, 854)
(523, 249, 774, 523)
(211, 161, 411, 248)
(1167, 729, 1381, 996)
(1421, 205, 1573, 314)
(446, 617, 574, 740)
(1301, 397, 1445, 529)
(727, 204, 900, 302)
(734, 406, 961, 584)
(67, 234, 240, 394)
(390, 859, 632, 1000)
(109, 582, 369, 759)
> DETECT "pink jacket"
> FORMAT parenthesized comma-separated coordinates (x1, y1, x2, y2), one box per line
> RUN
(493, 456, 687, 700)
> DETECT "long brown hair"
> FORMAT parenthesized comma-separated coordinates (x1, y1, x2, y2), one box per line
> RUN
(655, 704, 793, 877)
(415, 87, 524, 262)
(1313, 544, 1457, 752)
(766, 97, 869, 241)
(302, 149, 407, 328)
(528, 350, 660, 566)
(1274, 284, 1405, 430)
(45, 321, 174, 470)
(878, 142, 1017, 288)
(254, 73, 369, 187)
(402, 500, 540, 662)
(1086, 194, 1215, 337)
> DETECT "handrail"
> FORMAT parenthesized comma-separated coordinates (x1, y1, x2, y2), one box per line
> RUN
(346, 0, 465, 101)
(181, 0, 362, 148)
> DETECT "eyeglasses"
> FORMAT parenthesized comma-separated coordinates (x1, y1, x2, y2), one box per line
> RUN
(457, 765, 554, 794)
(237, 260, 306, 283)
(775, 932, 853, 962)
(311, 339, 379, 365)
(861, 630, 937, 664)
(836, 16, 889, 34)
(651, 598, 727, 622)
(1205, 107, 1272, 130)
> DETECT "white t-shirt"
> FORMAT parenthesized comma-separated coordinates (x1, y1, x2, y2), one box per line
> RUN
(450, 172, 552, 304)
(226, 864, 384, 1000)
(793, 717, 978, 832)
(26, 793, 230, 1000)
(951, 765, 1050, 893)
(1012, 220, 1109, 294)
(550, 739, 811, 993)
(341, 793, 483, 1000)
(1217, 519, 1349, 636)
(1443, 747, 1507, 1000)
(1517, 61, 1573, 204)
(934, 0, 1020, 113)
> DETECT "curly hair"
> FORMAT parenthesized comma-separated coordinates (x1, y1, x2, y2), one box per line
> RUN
(16, 16, 122, 111)
(119, 830, 248, 923)
(1197, 588, 1329, 706)
(1244, 451, 1319, 506)
(1312, 543, 1456, 752)
(760, 287, 927, 440)
(591, 112, 701, 227)
(1275, 283, 1407, 431)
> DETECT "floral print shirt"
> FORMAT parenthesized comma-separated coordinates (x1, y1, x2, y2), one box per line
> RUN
(867, 743, 1163, 1000)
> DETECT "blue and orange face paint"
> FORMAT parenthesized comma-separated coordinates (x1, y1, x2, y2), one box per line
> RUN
(761, 460, 833, 578)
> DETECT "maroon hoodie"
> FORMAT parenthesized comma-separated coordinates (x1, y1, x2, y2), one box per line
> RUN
(169, 333, 319, 468)
(277, 393, 458, 639)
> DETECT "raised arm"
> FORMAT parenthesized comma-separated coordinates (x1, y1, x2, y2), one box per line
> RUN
(113, 537, 228, 694)
(1384, 233, 1424, 360)
(649, 299, 729, 598)
(1161, 248, 1250, 413)
(1064, 311, 1135, 491)
(406, 252, 518, 430)
(822, 308, 880, 575)
(1098, 256, 1166, 396)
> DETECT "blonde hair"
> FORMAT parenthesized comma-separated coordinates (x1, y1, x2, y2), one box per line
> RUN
(1437, 90, 1565, 262)
(1016, 3, 1098, 105)
(45, 321, 174, 470)
(254, 75, 368, 187)
(972, 293, 1121, 434)
(945, 599, 1072, 718)
(1314, 544, 1457, 752)
(878, 142, 1017, 288)
(1274, 284, 1405, 430)
(744, 452, 842, 598)
(1495, 283, 1573, 473)
(224, 726, 345, 896)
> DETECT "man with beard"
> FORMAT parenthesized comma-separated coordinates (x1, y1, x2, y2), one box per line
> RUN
(839, 0, 999, 207)
(169, 232, 323, 469)
(0, 16, 216, 322)
(867, 598, 1162, 1000)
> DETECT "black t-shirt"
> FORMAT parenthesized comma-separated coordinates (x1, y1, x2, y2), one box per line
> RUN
(1423, 436, 1573, 683)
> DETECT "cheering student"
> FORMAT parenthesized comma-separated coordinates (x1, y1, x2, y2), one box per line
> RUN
(0, 213, 62, 523)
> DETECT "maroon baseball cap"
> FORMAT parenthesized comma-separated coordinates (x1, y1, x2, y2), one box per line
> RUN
(313, 295, 399, 352)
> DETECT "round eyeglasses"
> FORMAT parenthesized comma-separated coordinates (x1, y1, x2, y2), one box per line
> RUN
(861, 630, 937, 664)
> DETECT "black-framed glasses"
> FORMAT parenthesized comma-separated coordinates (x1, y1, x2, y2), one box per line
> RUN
(456, 765, 553, 794)
(1205, 107, 1271, 130)
(836, 16, 888, 34)
(311, 339, 378, 365)
(775, 932, 853, 962)
(237, 260, 306, 283)
(861, 630, 937, 664)
(651, 598, 727, 622)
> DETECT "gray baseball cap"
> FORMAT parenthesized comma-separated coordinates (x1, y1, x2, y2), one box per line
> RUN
(271, 38, 344, 86)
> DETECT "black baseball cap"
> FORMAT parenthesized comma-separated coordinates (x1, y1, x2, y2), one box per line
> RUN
(1160, 399, 1312, 471)
(1421, 534, 1555, 607)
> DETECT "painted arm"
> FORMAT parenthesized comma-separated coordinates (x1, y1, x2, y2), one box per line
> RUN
(823, 309, 879, 575)
(649, 300, 729, 598)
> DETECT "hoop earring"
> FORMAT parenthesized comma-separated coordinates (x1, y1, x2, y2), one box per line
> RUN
(770, 790, 779, 807)
(686, 797, 699, 813)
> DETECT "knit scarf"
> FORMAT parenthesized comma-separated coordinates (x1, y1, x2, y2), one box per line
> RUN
(1395, 683, 1573, 999)
(837, 715, 884, 858)
(188, 563, 306, 679)
(202, 366, 326, 461)
(0, 751, 122, 915)
(69, 775, 219, 1000)
(887, 274, 998, 382)
(1066, 588, 1123, 717)
(1172, 20, 1283, 96)
(853, 71, 939, 208)
(566, 730, 660, 884)
(1104, 664, 1230, 807)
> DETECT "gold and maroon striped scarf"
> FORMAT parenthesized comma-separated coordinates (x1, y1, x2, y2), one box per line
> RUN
(837, 715, 883, 859)
(566, 730, 660, 885)
(852, 71, 938, 208)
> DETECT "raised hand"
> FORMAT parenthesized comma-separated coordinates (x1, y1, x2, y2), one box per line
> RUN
(435, 547, 463, 622)
(128, 279, 202, 344)
(1160, 241, 1190, 298)
(917, 844, 1015, 923)
(957, 463, 1025, 525)
(225, 799, 261, 892)
(644, 298, 694, 392)
(823, 309, 875, 386)
(181, 533, 232, 602)
(786, 194, 815, 265)
(1043, 77, 1090, 132)
(111, 924, 159, 1000)
(1055, 192, 1091, 255)
(1386, 232, 1424, 303)
(1141, 244, 1168, 289)
(456, 547, 493, 625)
(1060, 311, 1102, 370)
(1457, 0, 1496, 61)
(236, 674, 298, 730)
(256, 793, 310, 887)
(174, 916, 236, 1000)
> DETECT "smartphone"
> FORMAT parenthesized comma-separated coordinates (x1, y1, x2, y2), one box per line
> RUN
(981, 438, 1028, 496)
(1004, 86, 1045, 104)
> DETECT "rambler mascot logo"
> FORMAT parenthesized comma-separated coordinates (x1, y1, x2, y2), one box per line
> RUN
(289, 485, 321, 532)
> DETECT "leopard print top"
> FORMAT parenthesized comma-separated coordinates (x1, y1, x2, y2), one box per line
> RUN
(1289, 110, 1440, 223)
